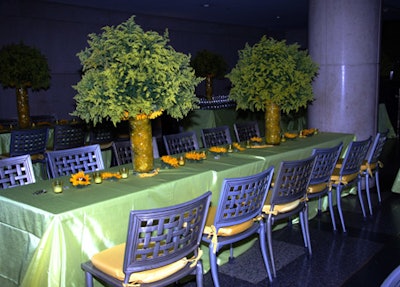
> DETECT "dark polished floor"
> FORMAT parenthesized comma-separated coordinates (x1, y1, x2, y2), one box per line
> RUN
(180, 138, 400, 287)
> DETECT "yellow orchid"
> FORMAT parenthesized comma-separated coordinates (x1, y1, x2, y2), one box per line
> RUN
(70, 171, 91, 186)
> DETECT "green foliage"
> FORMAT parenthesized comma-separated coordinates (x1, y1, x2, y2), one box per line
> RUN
(72, 16, 202, 125)
(226, 36, 319, 114)
(0, 42, 50, 90)
(190, 49, 228, 78)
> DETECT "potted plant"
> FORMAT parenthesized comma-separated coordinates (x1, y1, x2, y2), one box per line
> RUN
(72, 16, 202, 173)
(191, 49, 227, 100)
(0, 42, 51, 128)
(226, 36, 319, 144)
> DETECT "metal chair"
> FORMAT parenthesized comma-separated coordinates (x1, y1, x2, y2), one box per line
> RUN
(360, 130, 388, 215)
(88, 121, 116, 150)
(45, 144, 104, 178)
(81, 191, 212, 287)
(201, 125, 232, 148)
(163, 131, 199, 155)
(9, 127, 49, 164)
(202, 167, 274, 286)
(308, 142, 343, 231)
(0, 154, 35, 189)
(381, 265, 400, 287)
(330, 137, 372, 232)
(233, 121, 260, 142)
(112, 137, 159, 166)
(263, 155, 316, 278)
(53, 124, 86, 150)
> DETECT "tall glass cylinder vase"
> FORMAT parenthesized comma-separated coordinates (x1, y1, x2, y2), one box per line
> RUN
(265, 102, 281, 145)
(16, 86, 31, 128)
(129, 117, 154, 173)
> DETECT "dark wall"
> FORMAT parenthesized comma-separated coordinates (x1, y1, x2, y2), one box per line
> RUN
(0, 0, 307, 120)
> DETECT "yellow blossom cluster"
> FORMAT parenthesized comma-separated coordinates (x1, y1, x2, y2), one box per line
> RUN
(233, 142, 245, 151)
(134, 110, 164, 120)
(70, 171, 91, 186)
(101, 172, 122, 180)
(250, 137, 262, 143)
(209, 146, 227, 154)
(161, 156, 179, 168)
(185, 151, 206, 161)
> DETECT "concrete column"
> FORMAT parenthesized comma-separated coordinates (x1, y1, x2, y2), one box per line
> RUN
(308, 0, 381, 140)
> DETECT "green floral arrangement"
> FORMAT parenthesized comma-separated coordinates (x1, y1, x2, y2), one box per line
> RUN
(0, 42, 50, 89)
(191, 49, 227, 78)
(72, 16, 203, 125)
(226, 36, 319, 114)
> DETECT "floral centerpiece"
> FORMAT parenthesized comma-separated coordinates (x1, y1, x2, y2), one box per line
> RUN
(70, 171, 91, 187)
(0, 42, 51, 128)
(185, 151, 207, 162)
(161, 155, 179, 168)
(226, 36, 319, 145)
(101, 172, 122, 180)
(71, 16, 203, 173)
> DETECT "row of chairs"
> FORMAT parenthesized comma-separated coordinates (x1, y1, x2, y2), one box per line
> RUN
(163, 121, 260, 154)
(80, 130, 388, 287)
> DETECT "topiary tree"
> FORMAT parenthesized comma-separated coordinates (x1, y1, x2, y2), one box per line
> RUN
(0, 42, 51, 128)
(72, 16, 203, 172)
(191, 49, 227, 100)
(226, 36, 319, 144)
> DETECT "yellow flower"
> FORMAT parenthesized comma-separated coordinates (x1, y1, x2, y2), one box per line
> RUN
(233, 142, 245, 151)
(149, 109, 163, 119)
(209, 146, 227, 154)
(70, 171, 91, 186)
(161, 155, 179, 168)
(135, 113, 148, 120)
(185, 151, 206, 161)
(101, 172, 122, 179)
(250, 137, 262, 143)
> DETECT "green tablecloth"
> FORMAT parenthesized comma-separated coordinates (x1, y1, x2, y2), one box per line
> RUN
(0, 132, 354, 287)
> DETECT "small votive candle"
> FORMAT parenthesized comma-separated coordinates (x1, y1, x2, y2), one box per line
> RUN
(120, 168, 129, 179)
(178, 156, 185, 166)
(52, 180, 63, 193)
(227, 144, 233, 153)
(246, 140, 251, 148)
(93, 172, 103, 184)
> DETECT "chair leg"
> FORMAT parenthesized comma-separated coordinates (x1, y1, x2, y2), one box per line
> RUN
(259, 222, 273, 282)
(300, 207, 312, 255)
(336, 185, 347, 233)
(195, 261, 204, 287)
(376, 171, 382, 203)
(84, 271, 94, 287)
(365, 174, 374, 216)
(208, 242, 220, 287)
(357, 178, 367, 218)
(266, 218, 277, 278)
(327, 190, 337, 231)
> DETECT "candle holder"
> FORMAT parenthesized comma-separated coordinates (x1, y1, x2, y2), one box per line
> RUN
(52, 180, 63, 193)
(93, 172, 103, 184)
(119, 167, 129, 179)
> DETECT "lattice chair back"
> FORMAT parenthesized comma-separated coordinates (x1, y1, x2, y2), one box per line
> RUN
(53, 124, 86, 150)
(112, 137, 159, 166)
(112, 140, 132, 166)
(309, 142, 343, 230)
(163, 131, 199, 155)
(0, 155, 35, 189)
(81, 191, 212, 287)
(366, 130, 388, 167)
(233, 121, 260, 142)
(10, 128, 49, 163)
(45, 144, 104, 178)
(310, 143, 344, 186)
(89, 121, 116, 150)
(336, 137, 372, 178)
(203, 167, 275, 285)
(201, 125, 232, 148)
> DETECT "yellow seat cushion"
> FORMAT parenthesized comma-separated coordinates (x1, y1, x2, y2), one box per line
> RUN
(91, 243, 187, 284)
(330, 168, 359, 184)
(203, 206, 254, 236)
(307, 182, 328, 194)
(360, 160, 377, 172)
(262, 199, 301, 215)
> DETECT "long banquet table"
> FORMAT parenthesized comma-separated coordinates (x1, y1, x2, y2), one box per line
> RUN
(0, 132, 354, 287)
